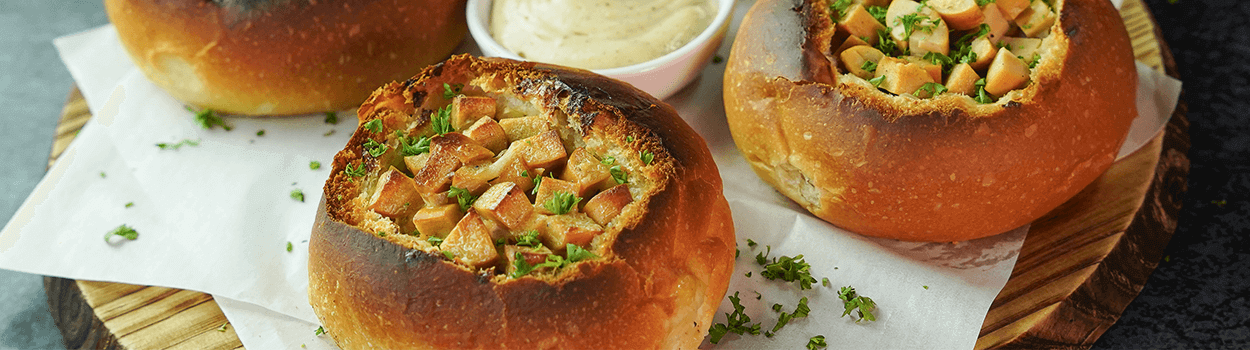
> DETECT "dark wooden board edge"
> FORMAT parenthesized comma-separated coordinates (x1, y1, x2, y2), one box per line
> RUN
(993, 11, 1189, 348)
(44, 277, 123, 350)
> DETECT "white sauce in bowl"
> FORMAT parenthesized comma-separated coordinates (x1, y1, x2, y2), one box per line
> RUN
(490, 0, 717, 70)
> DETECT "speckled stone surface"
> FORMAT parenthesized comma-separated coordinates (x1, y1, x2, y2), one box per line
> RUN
(1093, 0, 1250, 348)
(0, 0, 1245, 348)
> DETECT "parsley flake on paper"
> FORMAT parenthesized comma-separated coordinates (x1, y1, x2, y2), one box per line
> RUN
(838, 286, 878, 322)
(104, 224, 139, 243)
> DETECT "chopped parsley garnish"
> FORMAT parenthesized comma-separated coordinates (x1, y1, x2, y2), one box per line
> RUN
(323, 129, 336, 137)
(625, 135, 634, 143)
(822, 277, 831, 287)
(712, 55, 724, 64)
(448, 186, 479, 211)
(838, 286, 878, 322)
(746, 239, 758, 248)
(363, 139, 388, 158)
(707, 292, 762, 344)
(973, 78, 994, 104)
(531, 175, 546, 195)
(397, 132, 431, 156)
(923, 51, 955, 72)
(1027, 53, 1042, 68)
(286, 242, 293, 252)
(807, 335, 828, 350)
(640, 150, 654, 165)
(923, 285, 930, 289)
(760, 254, 818, 290)
(566, 244, 597, 263)
(867, 6, 888, 24)
(600, 155, 615, 165)
(953, 24, 991, 50)
(515, 230, 542, 247)
(290, 189, 305, 202)
(610, 165, 629, 184)
(443, 83, 464, 100)
(217, 322, 228, 332)
(104, 224, 139, 243)
(256, 129, 265, 136)
(188, 106, 231, 131)
(873, 29, 901, 56)
(156, 139, 200, 150)
(861, 60, 878, 73)
(324, 111, 338, 124)
(363, 119, 383, 133)
(511, 252, 539, 278)
(309, 161, 321, 170)
(768, 297, 811, 335)
(510, 244, 597, 278)
(125, 202, 134, 208)
(915, 82, 948, 98)
(829, 0, 852, 20)
(976, 0, 995, 5)
(868, 75, 886, 87)
(896, 13, 935, 42)
(99, 172, 106, 178)
(344, 162, 367, 177)
(427, 236, 444, 247)
(543, 190, 582, 215)
(314, 326, 326, 336)
(432, 106, 454, 135)
(442, 250, 455, 259)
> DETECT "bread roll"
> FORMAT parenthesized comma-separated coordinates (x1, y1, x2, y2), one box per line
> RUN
(104, 0, 467, 115)
(309, 55, 735, 348)
(725, 0, 1137, 241)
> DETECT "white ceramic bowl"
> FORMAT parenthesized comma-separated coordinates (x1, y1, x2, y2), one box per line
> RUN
(466, 0, 734, 100)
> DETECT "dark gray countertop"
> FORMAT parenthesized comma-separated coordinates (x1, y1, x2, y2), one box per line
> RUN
(0, 0, 1244, 349)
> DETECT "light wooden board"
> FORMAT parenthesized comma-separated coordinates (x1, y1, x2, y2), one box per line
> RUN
(45, 0, 1185, 348)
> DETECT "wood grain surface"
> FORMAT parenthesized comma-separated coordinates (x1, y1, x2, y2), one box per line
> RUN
(44, 0, 1185, 348)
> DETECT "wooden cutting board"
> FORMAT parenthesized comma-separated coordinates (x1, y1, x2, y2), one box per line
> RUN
(43, 0, 1186, 348)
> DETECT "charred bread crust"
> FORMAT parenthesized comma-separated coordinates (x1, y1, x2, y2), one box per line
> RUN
(724, 0, 1137, 241)
(104, 0, 467, 116)
(311, 55, 735, 349)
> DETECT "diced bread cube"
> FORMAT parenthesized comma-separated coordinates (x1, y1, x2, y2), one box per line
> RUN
(431, 133, 494, 164)
(533, 177, 581, 215)
(498, 115, 552, 142)
(836, 4, 887, 46)
(982, 3, 1011, 43)
(874, 57, 936, 96)
(488, 154, 536, 195)
(985, 48, 1031, 96)
(945, 63, 982, 95)
(537, 214, 602, 254)
(413, 150, 461, 195)
(969, 35, 999, 70)
(450, 95, 497, 131)
(367, 166, 421, 222)
(560, 148, 613, 197)
(463, 117, 509, 153)
(452, 162, 494, 196)
(474, 182, 535, 231)
(903, 56, 943, 83)
(841, 45, 886, 79)
(412, 204, 463, 238)
(584, 184, 633, 226)
(403, 153, 431, 175)
(908, 17, 950, 57)
(835, 35, 870, 55)
(442, 212, 499, 268)
(1001, 37, 1044, 60)
(994, 0, 1032, 20)
(516, 130, 567, 170)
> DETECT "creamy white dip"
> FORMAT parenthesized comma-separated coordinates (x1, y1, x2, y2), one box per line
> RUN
(490, 0, 717, 69)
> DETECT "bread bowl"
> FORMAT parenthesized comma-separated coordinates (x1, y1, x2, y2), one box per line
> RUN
(309, 55, 735, 348)
(104, 0, 467, 116)
(724, 0, 1137, 241)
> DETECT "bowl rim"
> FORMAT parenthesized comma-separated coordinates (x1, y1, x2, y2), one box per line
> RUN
(465, 0, 735, 75)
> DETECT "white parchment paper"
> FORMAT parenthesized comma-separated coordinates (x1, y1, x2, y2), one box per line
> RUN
(1, 0, 1179, 348)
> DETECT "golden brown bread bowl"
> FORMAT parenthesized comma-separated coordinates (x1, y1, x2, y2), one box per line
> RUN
(104, 0, 466, 115)
(724, 0, 1137, 241)
(309, 55, 735, 349)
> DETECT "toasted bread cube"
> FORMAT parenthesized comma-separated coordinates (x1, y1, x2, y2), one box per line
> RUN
(994, 0, 1032, 20)
(412, 204, 463, 238)
(875, 57, 936, 96)
(505, 245, 555, 276)
(473, 182, 535, 230)
(903, 56, 944, 83)
(835, 35, 870, 55)
(930, 0, 984, 30)
(450, 95, 497, 131)
(887, 0, 940, 52)
(432, 133, 494, 164)
(489, 154, 536, 195)
(537, 214, 601, 254)
(584, 184, 633, 226)
(368, 166, 421, 220)
(452, 161, 494, 196)
(463, 117, 509, 153)
(560, 148, 613, 197)
(841, 45, 886, 79)
(1013, 1, 1056, 38)
(836, 5, 886, 46)
(985, 48, 1031, 96)
(969, 36, 999, 70)
(498, 115, 552, 142)
(403, 153, 431, 174)
(442, 212, 499, 268)
(413, 150, 462, 195)
(945, 63, 982, 95)
(534, 177, 582, 215)
(1001, 37, 1044, 60)
(982, 3, 1011, 43)
(516, 130, 567, 170)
